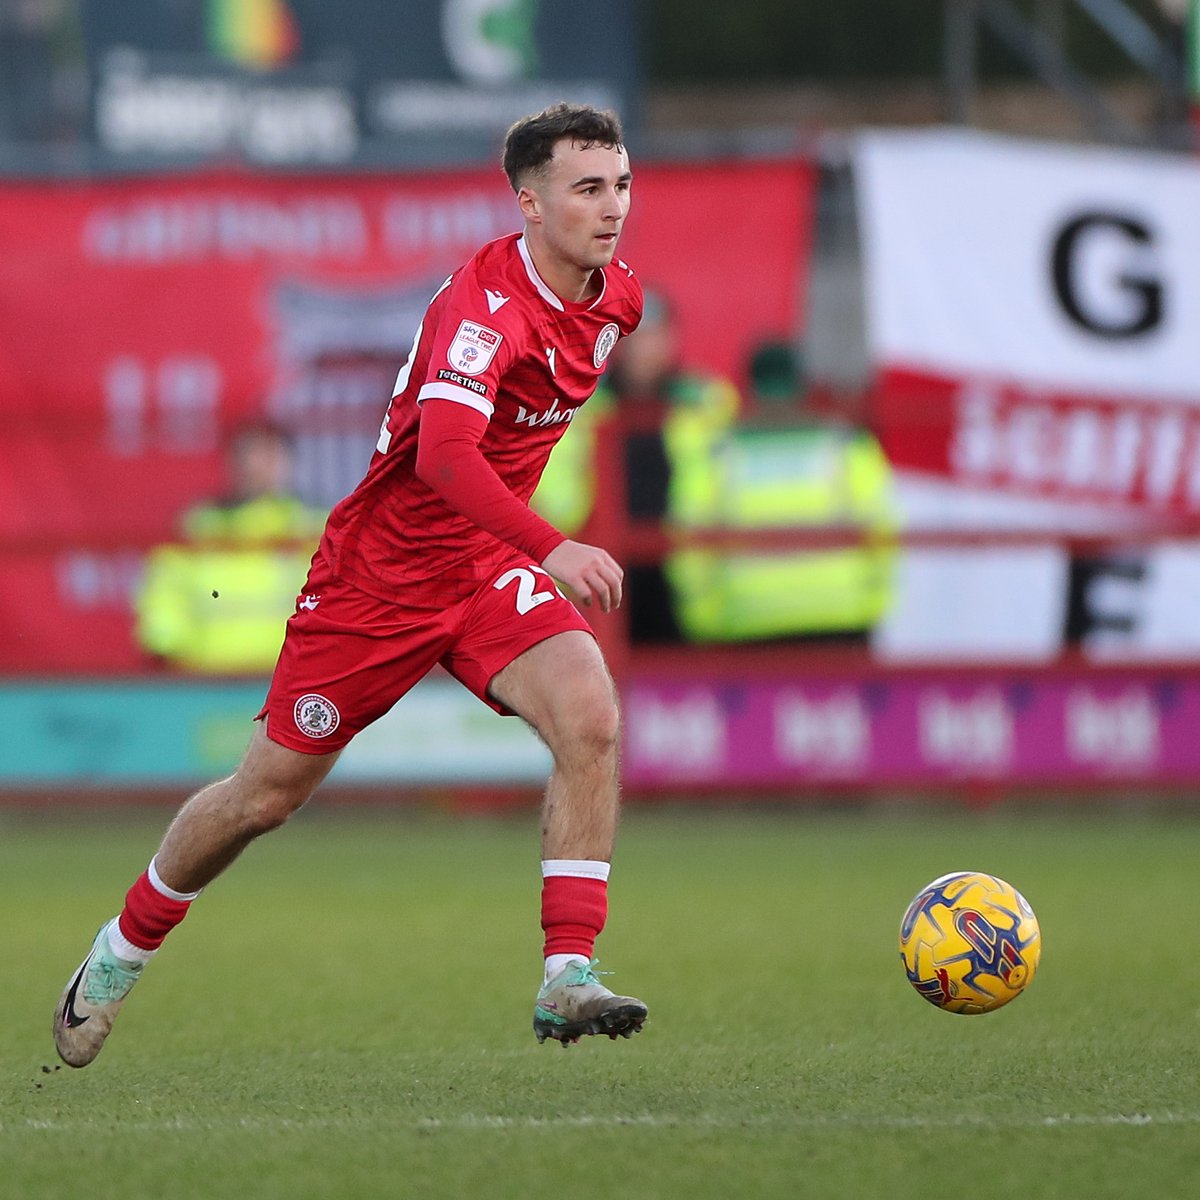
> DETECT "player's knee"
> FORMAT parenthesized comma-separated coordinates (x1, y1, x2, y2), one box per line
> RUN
(557, 684, 621, 761)
(230, 726, 332, 835)
(238, 782, 312, 836)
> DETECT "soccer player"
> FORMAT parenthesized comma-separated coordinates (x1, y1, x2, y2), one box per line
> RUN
(54, 103, 648, 1066)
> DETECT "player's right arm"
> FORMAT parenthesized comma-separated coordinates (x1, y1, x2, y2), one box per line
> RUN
(398, 259, 624, 611)
(541, 539, 623, 613)
(415, 398, 622, 611)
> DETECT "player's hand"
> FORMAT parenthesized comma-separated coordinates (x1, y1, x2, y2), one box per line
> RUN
(542, 540, 624, 612)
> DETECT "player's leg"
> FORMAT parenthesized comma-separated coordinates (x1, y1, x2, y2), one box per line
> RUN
(490, 629, 621, 861)
(487, 630, 647, 1045)
(54, 557, 449, 1068)
(53, 722, 339, 1068)
(152, 719, 339, 893)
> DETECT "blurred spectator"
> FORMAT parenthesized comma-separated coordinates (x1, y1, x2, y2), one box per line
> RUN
(664, 338, 897, 643)
(534, 306, 899, 645)
(136, 421, 327, 674)
(532, 290, 739, 642)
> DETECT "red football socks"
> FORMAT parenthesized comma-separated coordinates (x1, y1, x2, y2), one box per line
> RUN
(117, 859, 200, 952)
(540, 860, 610, 960)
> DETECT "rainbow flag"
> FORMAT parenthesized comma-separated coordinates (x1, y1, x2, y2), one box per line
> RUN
(208, 0, 300, 69)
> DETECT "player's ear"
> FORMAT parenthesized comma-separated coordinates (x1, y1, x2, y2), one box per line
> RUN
(517, 186, 542, 224)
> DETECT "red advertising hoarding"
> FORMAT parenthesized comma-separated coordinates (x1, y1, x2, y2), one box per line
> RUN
(0, 158, 816, 672)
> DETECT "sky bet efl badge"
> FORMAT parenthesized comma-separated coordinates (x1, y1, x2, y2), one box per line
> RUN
(448, 319, 502, 376)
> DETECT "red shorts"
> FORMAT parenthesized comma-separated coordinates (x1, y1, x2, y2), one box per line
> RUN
(259, 553, 593, 753)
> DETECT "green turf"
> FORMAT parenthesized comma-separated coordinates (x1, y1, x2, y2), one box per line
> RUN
(4, 804, 1200, 1199)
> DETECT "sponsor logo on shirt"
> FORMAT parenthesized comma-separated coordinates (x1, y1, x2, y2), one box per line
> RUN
(436, 368, 490, 397)
(515, 397, 581, 428)
(447, 319, 503, 376)
(593, 322, 619, 369)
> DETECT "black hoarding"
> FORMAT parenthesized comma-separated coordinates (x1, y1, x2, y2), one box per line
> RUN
(82, 0, 640, 168)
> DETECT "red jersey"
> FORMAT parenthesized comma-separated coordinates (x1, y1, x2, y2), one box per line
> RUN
(319, 233, 642, 606)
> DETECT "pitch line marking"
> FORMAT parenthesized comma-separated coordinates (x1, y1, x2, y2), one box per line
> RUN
(7, 1112, 1199, 1134)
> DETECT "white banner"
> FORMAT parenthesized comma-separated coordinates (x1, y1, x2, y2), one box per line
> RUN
(857, 128, 1200, 399)
(855, 130, 1200, 660)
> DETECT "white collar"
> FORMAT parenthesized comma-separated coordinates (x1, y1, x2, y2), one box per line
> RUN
(517, 234, 606, 311)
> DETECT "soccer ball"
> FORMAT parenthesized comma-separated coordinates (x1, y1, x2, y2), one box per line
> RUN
(899, 871, 1041, 1014)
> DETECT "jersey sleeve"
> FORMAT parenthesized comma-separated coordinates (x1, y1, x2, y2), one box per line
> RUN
(416, 398, 565, 562)
(609, 257, 644, 337)
(413, 272, 521, 419)
(625, 269, 645, 335)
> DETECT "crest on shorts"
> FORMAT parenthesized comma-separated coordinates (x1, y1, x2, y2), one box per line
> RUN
(447, 319, 503, 376)
(294, 693, 340, 739)
(593, 323, 619, 369)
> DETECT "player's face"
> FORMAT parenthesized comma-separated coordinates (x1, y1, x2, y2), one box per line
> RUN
(521, 138, 632, 273)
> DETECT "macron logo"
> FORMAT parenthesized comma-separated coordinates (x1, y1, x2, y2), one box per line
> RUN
(545, 346, 557, 376)
(485, 289, 510, 314)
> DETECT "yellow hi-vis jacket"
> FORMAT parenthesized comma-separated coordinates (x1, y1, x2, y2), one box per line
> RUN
(136, 494, 326, 674)
(665, 419, 897, 642)
(531, 373, 739, 537)
(532, 383, 896, 642)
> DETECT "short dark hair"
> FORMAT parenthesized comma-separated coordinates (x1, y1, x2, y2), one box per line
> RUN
(502, 103, 624, 192)
(229, 418, 292, 449)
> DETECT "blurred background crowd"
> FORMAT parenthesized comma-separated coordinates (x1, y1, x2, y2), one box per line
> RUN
(3, 0, 1200, 796)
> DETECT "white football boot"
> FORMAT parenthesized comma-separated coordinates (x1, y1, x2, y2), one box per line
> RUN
(534, 960, 647, 1046)
(53, 920, 145, 1068)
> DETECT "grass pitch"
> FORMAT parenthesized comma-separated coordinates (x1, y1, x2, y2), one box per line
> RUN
(4, 802, 1200, 1199)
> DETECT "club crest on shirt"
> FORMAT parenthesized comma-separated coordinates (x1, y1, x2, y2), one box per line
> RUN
(593, 323, 620, 369)
(447, 319, 503, 376)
